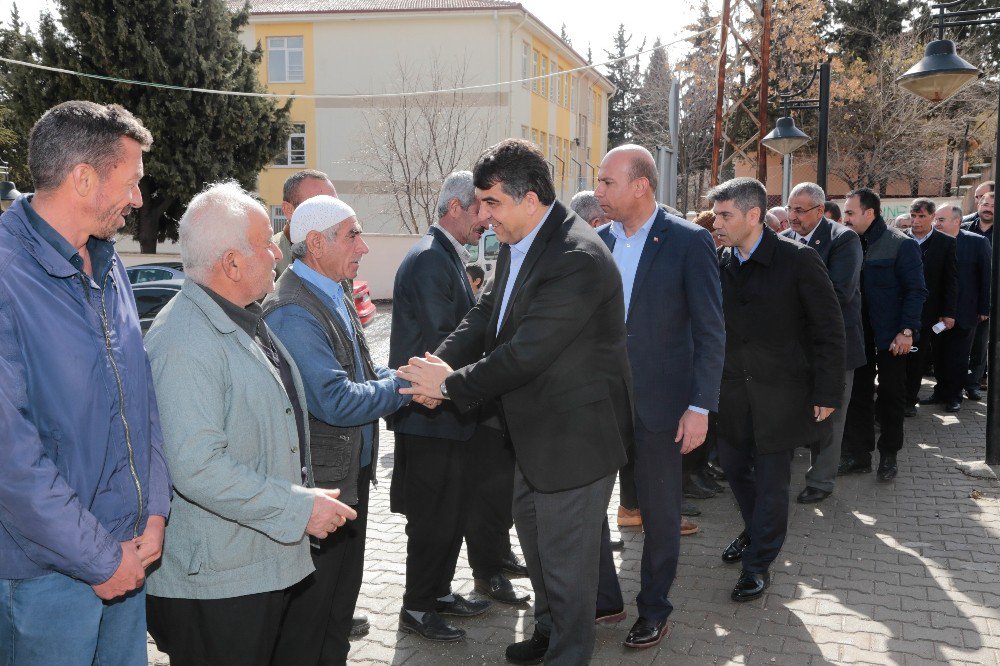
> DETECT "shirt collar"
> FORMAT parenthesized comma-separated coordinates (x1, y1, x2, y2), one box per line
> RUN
(200, 284, 265, 338)
(734, 227, 765, 263)
(290, 258, 346, 302)
(796, 220, 821, 244)
(23, 195, 117, 280)
(510, 204, 553, 256)
(912, 227, 934, 243)
(432, 223, 472, 263)
(610, 208, 657, 241)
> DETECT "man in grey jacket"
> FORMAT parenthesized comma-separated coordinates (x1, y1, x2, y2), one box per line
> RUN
(145, 181, 356, 666)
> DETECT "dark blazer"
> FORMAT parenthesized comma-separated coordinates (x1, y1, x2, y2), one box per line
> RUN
(388, 226, 478, 441)
(598, 208, 725, 430)
(906, 229, 958, 330)
(954, 229, 992, 329)
(717, 228, 846, 453)
(783, 218, 866, 370)
(436, 201, 632, 492)
(859, 218, 927, 350)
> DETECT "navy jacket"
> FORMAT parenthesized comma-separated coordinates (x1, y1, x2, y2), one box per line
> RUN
(783, 218, 866, 370)
(954, 230, 992, 329)
(598, 209, 725, 430)
(859, 218, 927, 350)
(906, 229, 958, 330)
(0, 196, 171, 583)
(388, 226, 478, 440)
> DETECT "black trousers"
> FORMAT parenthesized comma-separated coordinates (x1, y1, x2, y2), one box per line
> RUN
(597, 416, 682, 621)
(147, 589, 288, 666)
(844, 347, 907, 461)
(967, 318, 990, 390)
(715, 407, 793, 574)
(905, 324, 937, 405)
(398, 431, 472, 611)
(617, 444, 639, 510)
(270, 465, 371, 666)
(464, 425, 515, 579)
(936, 325, 978, 402)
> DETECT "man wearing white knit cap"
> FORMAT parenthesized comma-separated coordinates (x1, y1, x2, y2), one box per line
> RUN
(263, 195, 413, 664)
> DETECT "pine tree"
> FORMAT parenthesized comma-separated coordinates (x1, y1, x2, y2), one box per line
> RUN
(560, 23, 572, 47)
(825, 0, 910, 62)
(604, 24, 645, 149)
(0, 0, 291, 252)
(634, 38, 672, 151)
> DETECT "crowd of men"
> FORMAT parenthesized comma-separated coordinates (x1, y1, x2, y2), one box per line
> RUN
(0, 100, 992, 666)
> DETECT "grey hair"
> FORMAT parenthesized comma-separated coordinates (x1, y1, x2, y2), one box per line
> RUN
(28, 100, 153, 191)
(764, 212, 781, 231)
(570, 190, 605, 223)
(290, 221, 343, 259)
(436, 171, 476, 218)
(180, 181, 267, 282)
(789, 182, 825, 206)
(944, 204, 964, 220)
(706, 177, 767, 222)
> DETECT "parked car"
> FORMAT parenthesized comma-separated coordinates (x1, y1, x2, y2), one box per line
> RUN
(126, 261, 185, 284)
(465, 229, 500, 284)
(353, 279, 376, 327)
(131, 279, 182, 334)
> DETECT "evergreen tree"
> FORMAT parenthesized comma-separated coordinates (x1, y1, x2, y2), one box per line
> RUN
(634, 38, 672, 151)
(824, 0, 910, 62)
(560, 23, 572, 47)
(604, 24, 644, 149)
(0, 0, 291, 252)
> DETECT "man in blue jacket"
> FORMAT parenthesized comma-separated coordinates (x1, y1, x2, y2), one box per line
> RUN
(0, 101, 171, 665)
(840, 188, 927, 482)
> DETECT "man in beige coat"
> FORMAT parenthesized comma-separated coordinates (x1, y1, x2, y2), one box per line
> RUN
(145, 181, 355, 666)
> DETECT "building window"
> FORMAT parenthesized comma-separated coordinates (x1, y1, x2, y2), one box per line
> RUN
(532, 50, 539, 93)
(570, 76, 577, 110)
(556, 70, 563, 107)
(521, 124, 529, 139)
(541, 56, 549, 98)
(531, 128, 539, 145)
(267, 36, 305, 83)
(271, 205, 287, 234)
(522, 42, 530, 87)
(549, 61, 557, 102)
(274, 123, 306, 167)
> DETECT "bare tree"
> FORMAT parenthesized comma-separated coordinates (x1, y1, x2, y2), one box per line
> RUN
(358, 55, 494, 233)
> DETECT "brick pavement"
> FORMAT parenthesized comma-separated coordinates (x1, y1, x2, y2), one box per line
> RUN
(148, 312, 1000, 664)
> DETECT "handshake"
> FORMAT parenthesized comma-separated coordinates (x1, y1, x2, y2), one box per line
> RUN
(396, 352, 455, 410)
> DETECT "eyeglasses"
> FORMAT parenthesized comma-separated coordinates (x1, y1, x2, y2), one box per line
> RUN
(789, 204, 822, 216)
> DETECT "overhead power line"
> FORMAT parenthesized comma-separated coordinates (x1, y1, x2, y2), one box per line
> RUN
(0, 23, 718, 100)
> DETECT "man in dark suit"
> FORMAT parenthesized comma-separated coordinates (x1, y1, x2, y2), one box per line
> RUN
(591, 146, 725, 648)
(933, 204, 992, 411)
(783, 182, 865, 504)
(389, 171, 529, 643)
(906, 198, 958, 415)
(963, 188, 994, 399)
(397, 139, 633, 665)
(709, 177, 846, 602)
(840, 188, 927, 482)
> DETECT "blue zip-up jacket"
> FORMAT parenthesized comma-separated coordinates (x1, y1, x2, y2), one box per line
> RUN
(860, 217, 928, 350)
(0, 196, 171, 584)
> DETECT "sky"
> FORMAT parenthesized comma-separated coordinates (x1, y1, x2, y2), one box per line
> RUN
(10, 0, 716, 73)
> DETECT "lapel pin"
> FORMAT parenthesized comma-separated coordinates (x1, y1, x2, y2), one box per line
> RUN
(653, 236, 660, 243)
(814, 239, 821, 245)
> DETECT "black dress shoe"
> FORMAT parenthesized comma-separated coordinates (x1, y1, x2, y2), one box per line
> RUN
(904, 404, 918, 417)
(945, 400, 962, 413)
(705, 461, 727, 481)
(680, 500, 701, 517)
(683, 472, 717, 499)
(796, 486, 831, 504)
(919, 394, 944, 405)
(505, 630, 549, 665)
(694, 468, 724, 493)
(966, 388, 983, 401)
(837, 456, 872, 476)
(722, 530, 750, 563)
(876, 455, 898, 482)
(436, 593, 491, 617)
(623, 616, 669, 649)
(349, 614, 370, 638)
(731, 570, 770, 602)
(610, 537, 625, 551)
(398, 610, 465, 642)
(474, 574, 530, 605)
(595, 606, 626, 624)
(501, 550, 529, 577)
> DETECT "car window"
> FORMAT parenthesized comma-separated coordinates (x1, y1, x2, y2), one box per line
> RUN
(130, 268, 171, 284)
(465, 243, 479, 262)
(134, 288, 178, 318)
(484, 233, 500, 260)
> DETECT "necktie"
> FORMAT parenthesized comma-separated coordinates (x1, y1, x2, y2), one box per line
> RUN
(800, 237, 808, 244)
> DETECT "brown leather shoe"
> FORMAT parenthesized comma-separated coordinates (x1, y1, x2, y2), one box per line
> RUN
(617, 506, 642, 527)
(680, 517, 699, 536)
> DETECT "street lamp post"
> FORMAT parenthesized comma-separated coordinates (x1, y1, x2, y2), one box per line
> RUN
(761, 63, 832, 199)
(897, 0, 1000, 464)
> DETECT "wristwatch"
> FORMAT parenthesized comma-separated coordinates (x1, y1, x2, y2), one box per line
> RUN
(901, 329, 913, 338)
(439, 381, 450, 399)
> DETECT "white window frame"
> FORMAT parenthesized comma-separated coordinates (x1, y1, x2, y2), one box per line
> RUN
(274, 123, 306, 167)
(521, 42, 530, 88)
(271, 205, 287, 234)
(532, 50, 539, 93)
(267, 36, 305, 83)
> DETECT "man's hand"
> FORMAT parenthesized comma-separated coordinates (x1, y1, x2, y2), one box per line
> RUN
(411, 394, 443, 410)
(941, 317, 955, 330)
(133, 515, 166, 569)
(814, 406, 835, 422)
(675, 410, 708, 455)
(889, 332, 913, 356)
(397, 353, 453, 401)
(305, 488, 358, 539)
(92, 542, 145, 600)
(980, 314, 990, 322)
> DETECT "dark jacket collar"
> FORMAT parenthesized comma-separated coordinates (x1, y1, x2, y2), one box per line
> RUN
(863, 216, 888, 245)
(723, 225, 777, 272)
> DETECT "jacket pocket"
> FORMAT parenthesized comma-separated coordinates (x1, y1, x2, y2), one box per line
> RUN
(310, 430, 354, 482)
(551, 381, 610, 414)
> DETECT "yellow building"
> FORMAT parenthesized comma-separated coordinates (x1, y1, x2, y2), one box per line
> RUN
(235, 0, 614, 233)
